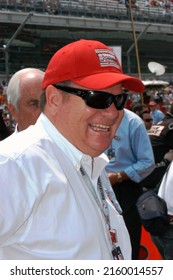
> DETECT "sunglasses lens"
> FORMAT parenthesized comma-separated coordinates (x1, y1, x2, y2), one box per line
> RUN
(114, 94, 128, 110)
(144, 119, 152, 122)
(86, 91, 112, 109)
(86, 91, 127, 110)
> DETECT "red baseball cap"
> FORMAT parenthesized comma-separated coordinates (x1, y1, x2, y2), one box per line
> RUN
(42, 39, 144, 93)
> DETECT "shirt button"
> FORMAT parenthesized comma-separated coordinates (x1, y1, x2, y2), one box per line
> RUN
(75, 164, 80, 170)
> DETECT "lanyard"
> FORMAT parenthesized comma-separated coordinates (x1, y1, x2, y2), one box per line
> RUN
(79, 166, 124, 260)
(80, 166, 110, 228)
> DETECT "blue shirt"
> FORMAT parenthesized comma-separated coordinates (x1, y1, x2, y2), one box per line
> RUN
(105, 109, 155, 183)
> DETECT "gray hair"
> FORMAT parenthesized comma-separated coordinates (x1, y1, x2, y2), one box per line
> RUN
(40, 80, 71, 112)
(7, 68, 44, 110)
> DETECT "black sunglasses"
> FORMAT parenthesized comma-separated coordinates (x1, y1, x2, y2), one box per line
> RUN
(144, 118, 152, 123)
(53, 85, 128, 110)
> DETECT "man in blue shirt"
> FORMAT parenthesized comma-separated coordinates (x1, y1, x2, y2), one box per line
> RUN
(105, 108, 155, 259)
(149, 101, 165, 124)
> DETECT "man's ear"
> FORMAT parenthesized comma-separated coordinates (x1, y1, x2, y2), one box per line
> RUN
(8, 103, 18, 122)
(45, 85, 62, 116)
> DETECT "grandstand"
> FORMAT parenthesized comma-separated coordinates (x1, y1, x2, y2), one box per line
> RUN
(0, 0, 172, 20)
(1, 0, 172, 21)
(0, 0, 173, 82)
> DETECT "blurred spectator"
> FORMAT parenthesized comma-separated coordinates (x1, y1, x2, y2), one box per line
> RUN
(140, 110, 153, 130)
(131, 102, 148, 115)
(154, 90, 163, 104)
(144, 0, 150, 6)
(0, 83, 3, 95)
(163, 6, 172, 22)
(149, 101, 165, 124)
(1, 80, 7, 95)
(125, 0, 140, 16)
(0, 110, 10, 140)
(7, 68, 44, 132)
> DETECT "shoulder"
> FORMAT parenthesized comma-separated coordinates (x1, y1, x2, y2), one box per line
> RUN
(124, 108, 143, 125)
(118, 109, 146, 138)
(0, 123, 48, 160)
(156, 109, 164, 116)
(159, 117, 173, 128)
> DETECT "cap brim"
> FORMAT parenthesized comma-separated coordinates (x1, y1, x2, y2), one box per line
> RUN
(72, 72, 145, 93)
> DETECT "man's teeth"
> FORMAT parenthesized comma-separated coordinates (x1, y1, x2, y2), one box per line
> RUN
(90, 124, 110, 131)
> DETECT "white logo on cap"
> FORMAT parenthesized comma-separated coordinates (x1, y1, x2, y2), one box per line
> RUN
(95, 49, 120, 69)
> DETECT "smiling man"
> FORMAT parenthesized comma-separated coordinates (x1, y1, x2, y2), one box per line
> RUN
(0, 39, 144, 260)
